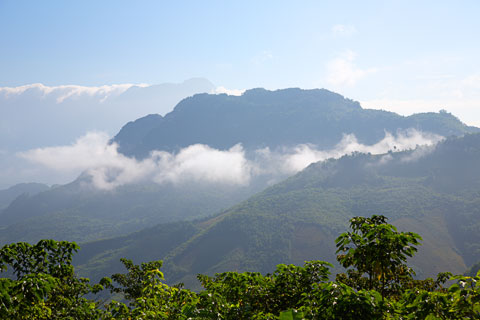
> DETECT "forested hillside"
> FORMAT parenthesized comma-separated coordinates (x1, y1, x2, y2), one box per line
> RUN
(74, 133, 480, 288)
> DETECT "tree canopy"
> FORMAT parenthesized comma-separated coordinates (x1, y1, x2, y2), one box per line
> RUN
(1, 216, 479, 319)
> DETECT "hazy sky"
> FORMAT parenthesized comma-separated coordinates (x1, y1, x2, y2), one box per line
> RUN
(1, 0, 480, 126)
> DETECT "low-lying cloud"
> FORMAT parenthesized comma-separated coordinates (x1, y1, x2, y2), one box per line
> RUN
(0, 83, 150, 103)
(19, 129, 443, 190)
(258, 129, 443, 173)
(19, 134, 252, 190)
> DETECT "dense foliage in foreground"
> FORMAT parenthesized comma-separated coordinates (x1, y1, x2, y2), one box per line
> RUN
(1, 216, 479, 319)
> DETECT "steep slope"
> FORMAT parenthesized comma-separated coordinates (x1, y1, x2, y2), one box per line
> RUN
(75, 134, 480, 288)
(0, 183, 49, 210)
(113, 88, 479, 158)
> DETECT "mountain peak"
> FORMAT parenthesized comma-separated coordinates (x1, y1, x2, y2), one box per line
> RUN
(113, 88, 476, 158)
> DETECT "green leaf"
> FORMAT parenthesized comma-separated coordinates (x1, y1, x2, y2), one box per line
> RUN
(280, 309, 304, 320)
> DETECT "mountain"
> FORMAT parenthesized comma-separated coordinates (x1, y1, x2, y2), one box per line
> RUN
(2, 88, 478, 248)
(0, 183, 49, 210)
(112, 88, 479, 158)
(75, 133, 480, 288)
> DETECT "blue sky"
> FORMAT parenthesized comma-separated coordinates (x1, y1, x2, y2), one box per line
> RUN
(1, 1, 480, 125)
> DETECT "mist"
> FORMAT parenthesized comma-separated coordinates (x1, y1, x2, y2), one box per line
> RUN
(18, 129, 443, 190)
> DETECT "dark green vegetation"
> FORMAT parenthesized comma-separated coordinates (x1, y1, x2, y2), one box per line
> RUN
(2, 217, 479, 319)
(3, 88, 476, 246)
(74, 133, 480, 289)
(113, 88, 478, 158)
(0, 240, 106, 319)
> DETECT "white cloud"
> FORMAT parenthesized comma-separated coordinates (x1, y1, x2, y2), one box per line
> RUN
(400, 145, 436, 163)
(0, 83, 150, 103)
(18, 132, 116, 171)
(19, 129, 443, 190)
(18, 131, 153, 190)
(326, 50, 377, 87)
(19, 132, 252, 190)
(214, 86, 245, 96)
(151, 144, 251, 185)
(274, 129, 443, 173)
(331, 24, 357, 37)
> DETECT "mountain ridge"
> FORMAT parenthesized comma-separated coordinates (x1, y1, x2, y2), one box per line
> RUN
(74, 133, 480, 288)
(0, 182, 49, 210)
(113, 88, 479, 158)
(112, 88, 480, 158)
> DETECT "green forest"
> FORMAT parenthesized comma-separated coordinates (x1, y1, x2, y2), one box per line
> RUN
(3, 1, 480, 319)
(1, 215, 479, 319)
(71, 133, 480, 290)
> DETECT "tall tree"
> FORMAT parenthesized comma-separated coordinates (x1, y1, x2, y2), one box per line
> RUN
(335, 215, 422, 298)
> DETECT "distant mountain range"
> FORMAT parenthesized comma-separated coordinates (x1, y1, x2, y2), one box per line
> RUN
(75, 133, 480, 288)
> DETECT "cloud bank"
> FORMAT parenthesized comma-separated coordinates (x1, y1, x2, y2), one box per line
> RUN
(19, 133, 252, 190)
(19, 129, 442, 190)
(0, 79, 216, 154)
(0, 83, 150, 103)
(258, 129, 443, 173)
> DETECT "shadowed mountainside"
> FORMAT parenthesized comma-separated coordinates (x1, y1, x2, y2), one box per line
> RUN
(75, 134, 480, 288)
